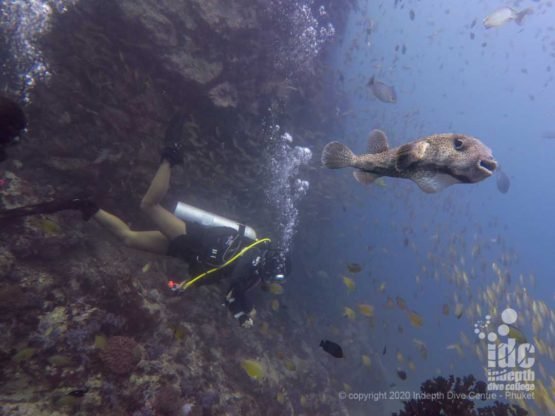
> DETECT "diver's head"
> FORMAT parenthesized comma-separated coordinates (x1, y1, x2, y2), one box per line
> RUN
(0, 96, 27, 160)
(261, 248, 292, 283)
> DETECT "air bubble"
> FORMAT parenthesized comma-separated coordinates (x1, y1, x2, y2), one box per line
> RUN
(265, 125, 311, 254)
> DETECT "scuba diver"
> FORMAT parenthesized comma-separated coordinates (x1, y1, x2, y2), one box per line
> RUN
(0, 113, 291, 328)
(0, 96, 27, 162)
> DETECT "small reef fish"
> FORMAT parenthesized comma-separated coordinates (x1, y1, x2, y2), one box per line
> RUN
(385, 296, 395, 308)
(241, 359, 265, 380)
(358, 304, 374, 317)
(343, 307, 356, 320)
(483, 7, 532, 29)
(446, 343, 464, 357)
(342, 276, 356, 292)
(506, 325, 527, 344)
(362, 355, 371, 368)
(320, 340, 344, 358)
(396, 296, 407, 310)
(347, 263, 362, 273)
(367, 76, 397, 103)
(454, 303, 464, 319)
(496, 167, 510, 194)
(322, 129, 497, 193)
(67, 388, 89, 398)
(31, 216, 62, 235)
(408, 310, 423, 327)
(413, 339, 428, 360)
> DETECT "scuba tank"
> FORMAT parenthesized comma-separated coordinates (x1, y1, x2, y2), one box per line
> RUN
(174, 202, 257, 240)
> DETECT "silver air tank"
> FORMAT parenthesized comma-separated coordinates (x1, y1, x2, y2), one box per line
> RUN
(174, 202, 257, 240)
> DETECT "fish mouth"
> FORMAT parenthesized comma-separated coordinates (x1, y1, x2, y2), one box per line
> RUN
(478, 159, 497, 175)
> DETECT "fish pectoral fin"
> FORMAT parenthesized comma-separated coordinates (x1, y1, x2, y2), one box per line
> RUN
(412, 173, 460, 193)
(353, 170, 379, 185)
(395, 142, 428, 171)
(368, 129, 389, 154)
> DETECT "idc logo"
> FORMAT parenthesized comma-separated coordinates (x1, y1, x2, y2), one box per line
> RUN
(474, 308, 536, 397)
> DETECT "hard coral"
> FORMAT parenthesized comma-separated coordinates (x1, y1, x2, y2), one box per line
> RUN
(153, 385, 183, 416)
(100, 336, 142, 375)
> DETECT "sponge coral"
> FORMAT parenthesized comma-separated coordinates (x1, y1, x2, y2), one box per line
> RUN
(100, 336, 142, 375)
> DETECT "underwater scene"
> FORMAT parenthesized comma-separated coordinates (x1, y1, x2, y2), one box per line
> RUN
(1, 0, 554, 415)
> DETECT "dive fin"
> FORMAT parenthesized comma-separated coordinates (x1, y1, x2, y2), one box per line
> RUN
(321, 142, 356, 169)
(412, 173, 460, 193)
(0, 197, 98, 221)
(353, 170, 379, 185)
(367, 129, 389, 154)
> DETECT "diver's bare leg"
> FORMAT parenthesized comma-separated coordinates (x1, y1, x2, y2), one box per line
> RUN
(140, 160, 186, 240)
(92, 209, 169, 254)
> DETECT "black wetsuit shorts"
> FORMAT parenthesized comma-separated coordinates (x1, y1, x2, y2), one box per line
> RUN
(166, 222, 244, 276)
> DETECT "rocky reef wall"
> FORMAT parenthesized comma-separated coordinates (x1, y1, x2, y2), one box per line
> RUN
(1, 1, 355, 415)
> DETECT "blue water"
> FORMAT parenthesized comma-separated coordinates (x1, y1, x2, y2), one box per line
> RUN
(316, 0, 554, 413)
(2, 0, 554, 414)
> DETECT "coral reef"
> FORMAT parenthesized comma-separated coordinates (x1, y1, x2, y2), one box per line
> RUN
(0, 246, 15, 278)
(0, 0, 355, 414)
(393, 375, 528, 416)
(100, 336, 142, 375)
(208, 82, 239, 108)
(152, 385, 185, 416)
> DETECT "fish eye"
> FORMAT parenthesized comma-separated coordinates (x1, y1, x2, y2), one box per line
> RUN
(453, 137, 464, 151)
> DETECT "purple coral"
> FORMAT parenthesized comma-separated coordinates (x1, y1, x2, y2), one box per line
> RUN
(100, 336, 142, 375)
(393, 375, 528, 416)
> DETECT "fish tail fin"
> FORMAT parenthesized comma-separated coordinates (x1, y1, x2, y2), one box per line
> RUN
(515, 8, 532, 25)
(321, 142, 357, 169)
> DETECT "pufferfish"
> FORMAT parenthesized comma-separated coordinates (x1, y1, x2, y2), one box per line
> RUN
(321, 129, 497, 193)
